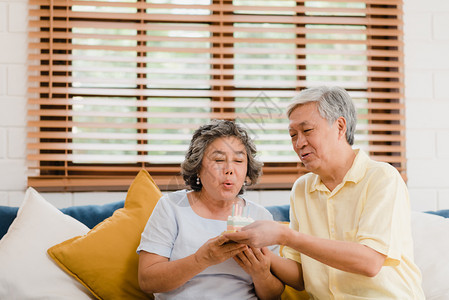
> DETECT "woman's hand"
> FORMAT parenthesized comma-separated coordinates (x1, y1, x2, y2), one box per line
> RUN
(234, 246, 271, 280)
(194, 235, 247, 268)
(235, 247, 285, 300)
(140, 235, 247, 294)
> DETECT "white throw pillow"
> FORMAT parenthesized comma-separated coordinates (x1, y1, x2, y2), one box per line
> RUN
(0, 187, 94, 299)
(411, 211, 449, 300)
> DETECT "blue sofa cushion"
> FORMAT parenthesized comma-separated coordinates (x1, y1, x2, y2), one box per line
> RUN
(266, 204, 290, 222)
(0, 206, 19, 240)
(426, 209, 449, 218)
(1, 201, 448, 241)
(0, 201, 125, 240)
(60, 201, 125, 229)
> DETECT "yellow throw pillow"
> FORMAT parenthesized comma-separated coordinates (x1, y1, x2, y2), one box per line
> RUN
(281, 285, 309, 300)
(48, 170, 161, 300)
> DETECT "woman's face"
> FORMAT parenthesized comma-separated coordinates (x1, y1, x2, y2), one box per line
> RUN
(198, 136, 248, 202)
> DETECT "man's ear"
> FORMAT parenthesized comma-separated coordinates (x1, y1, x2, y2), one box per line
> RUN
(336, 117, 347, 140)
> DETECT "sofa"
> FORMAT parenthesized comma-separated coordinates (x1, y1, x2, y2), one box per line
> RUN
(0, 170, 448, 299)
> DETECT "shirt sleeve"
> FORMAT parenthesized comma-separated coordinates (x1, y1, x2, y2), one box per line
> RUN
(137, 194, 178, 258)
(356, 165, 409, 266)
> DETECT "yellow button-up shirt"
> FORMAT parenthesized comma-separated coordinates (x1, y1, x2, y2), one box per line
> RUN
(283, 149, 424, 299)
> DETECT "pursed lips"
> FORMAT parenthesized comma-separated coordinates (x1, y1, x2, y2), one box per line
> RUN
(223, 180, 234, 188)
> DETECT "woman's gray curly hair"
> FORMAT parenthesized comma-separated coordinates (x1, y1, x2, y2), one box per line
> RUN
(181, 120, 263, 195)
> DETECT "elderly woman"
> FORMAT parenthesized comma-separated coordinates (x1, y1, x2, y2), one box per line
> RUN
(137, 120, 284, 300)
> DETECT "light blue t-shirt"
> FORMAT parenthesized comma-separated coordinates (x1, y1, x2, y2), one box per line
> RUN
(137, 190, 277, 300)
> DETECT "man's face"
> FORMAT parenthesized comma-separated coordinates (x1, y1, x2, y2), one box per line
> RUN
(288, 102, 342, 174)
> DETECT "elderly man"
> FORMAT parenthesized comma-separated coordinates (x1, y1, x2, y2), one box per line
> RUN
(225, 86, 424, 299)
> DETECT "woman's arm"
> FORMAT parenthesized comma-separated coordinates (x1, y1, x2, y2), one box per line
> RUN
(138, 251, 203, 294)
(234, 247, 284, 300)
(269, 253, 304, 291)
(138, 235, 247, 294)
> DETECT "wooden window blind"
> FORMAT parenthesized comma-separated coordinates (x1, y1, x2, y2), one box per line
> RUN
(27, 0, 404, 192)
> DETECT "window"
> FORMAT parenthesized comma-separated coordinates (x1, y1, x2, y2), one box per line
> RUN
(27, 0, 404, 191)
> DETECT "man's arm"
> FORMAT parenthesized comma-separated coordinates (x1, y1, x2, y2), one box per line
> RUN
(225, 220, 386, 277)
(281, 228, 386, 277)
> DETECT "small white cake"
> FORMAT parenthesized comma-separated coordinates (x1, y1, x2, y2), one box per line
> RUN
(226, 203, 254, 232)
(226, 215, 254, 232)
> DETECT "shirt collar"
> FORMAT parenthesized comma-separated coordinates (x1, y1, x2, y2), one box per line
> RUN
(309, 149, 368, 193)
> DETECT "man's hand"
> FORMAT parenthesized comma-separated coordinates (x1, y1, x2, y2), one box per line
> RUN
(224, 220, 285, 248)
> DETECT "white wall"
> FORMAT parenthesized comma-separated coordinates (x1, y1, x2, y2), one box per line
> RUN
(0, 0, 28, 206)
(0, 0, 448, 211)
(404, 0, 449, 211)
